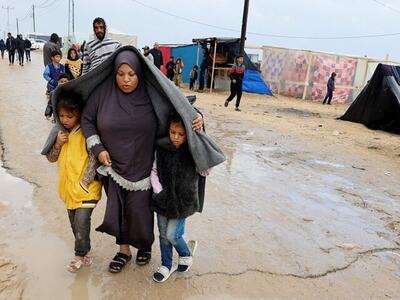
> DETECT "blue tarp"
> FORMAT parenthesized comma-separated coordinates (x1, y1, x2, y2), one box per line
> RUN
(171, 43, 272, 95)
(171, 44, 203, 83)
(243, 70, 273, 95)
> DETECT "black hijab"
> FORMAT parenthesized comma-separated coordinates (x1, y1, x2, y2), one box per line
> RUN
(67, 48, 79, 61)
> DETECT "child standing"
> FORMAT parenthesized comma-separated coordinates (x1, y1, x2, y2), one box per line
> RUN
(165, 56, 175, 81)
(151, 114, 210, 283)
(189, 65, 198, 91)
(224, 54, 245, 111)
(173, 58, 184, 88)
(46, 93, 102, 272)
(43, 50, 65, 94)
(65, 48, 83, 79)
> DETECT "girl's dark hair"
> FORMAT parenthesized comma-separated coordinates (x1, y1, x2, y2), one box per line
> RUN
(57, 73, 70, 82)
(56, 92, 84, 115)
(67, 48, 78, 60)
(168, 113, 184, 126)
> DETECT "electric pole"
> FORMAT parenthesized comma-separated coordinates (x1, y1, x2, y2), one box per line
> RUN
(2, 6, 14, 34)
(16, 18, 19, 35)
(68, 0, 71, 37)
(72, 0, 75, 35)
(32, 5, 36, 34)
(239, 0, 250, 55)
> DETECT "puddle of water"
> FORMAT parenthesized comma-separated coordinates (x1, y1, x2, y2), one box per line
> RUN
(0, 164, 105, 300)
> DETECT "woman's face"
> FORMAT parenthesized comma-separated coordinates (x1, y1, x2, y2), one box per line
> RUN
(70, 50, 77, 59)
(116, 63, 139, 93)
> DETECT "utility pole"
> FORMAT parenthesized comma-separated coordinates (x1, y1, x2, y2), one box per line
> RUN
(2, 6, 14, 34)
(72, 0, 75, 35)
(68, 0, 71, 37)
(239, 0, 250, 55)
(32, 5, 36, 35)
(16, 18, 19, 35)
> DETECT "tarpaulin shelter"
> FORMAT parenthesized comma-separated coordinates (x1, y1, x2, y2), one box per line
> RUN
(339, 64, 400, 133)
(186, 37, 272, 95)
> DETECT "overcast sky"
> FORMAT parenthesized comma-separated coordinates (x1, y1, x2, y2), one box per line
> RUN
(2, 0, 400, 60)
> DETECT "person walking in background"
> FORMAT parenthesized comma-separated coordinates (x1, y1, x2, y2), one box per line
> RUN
(149, 42, 163, 70)
(16, 35, 25, 66)
(0, 39, 6, 59)
(24, 38, 32, 62)
(142, 46, 154, 64)
(82, 17, 121, 75)
(323, 72, 336, 105)
(173, 58, 184, 88)
(198, 48, 211, 92)
(65, 48, 83, 79)
(189, 65, 198, 91)
(6, 32, 16, 66)
(43, 33, 61, 66)
(165, 56, 175, 81)
(224, 55, 245, 112)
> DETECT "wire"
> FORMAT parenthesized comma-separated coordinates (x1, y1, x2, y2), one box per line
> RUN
(130, 0, 400, 40)
(371, 0, 400, 15)
(36, 0, 61, 9)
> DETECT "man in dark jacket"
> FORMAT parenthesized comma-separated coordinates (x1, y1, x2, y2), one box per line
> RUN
(0, 39, 6, 59)
(24, 38, 32, 62)
(323, 72, 337, 105)
(16, 35, 25, 66)
(198, 48, 212, 91)
(149, 42, 163, 69)
(43, 33, 60, 66)
(5, 32, 16, 65)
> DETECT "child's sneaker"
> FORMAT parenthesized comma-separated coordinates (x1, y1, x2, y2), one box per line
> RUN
(177, 240, 197, 272)
(153, 266, 174, 283)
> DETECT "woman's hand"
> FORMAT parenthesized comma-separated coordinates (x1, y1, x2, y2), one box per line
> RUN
(54, 131, 68, 150)
(98, 151, 112, 166)
(192, 113, 203, 131)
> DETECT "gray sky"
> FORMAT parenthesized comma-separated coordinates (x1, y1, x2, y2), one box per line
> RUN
(2, 0, 400, 61)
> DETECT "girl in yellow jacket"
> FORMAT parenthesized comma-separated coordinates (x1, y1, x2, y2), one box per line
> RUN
(47, 93, 102, 272)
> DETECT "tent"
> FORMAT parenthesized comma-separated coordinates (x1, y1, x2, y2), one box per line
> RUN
(339, 64, 400, 133)
(160, 38, 272, 95)
(192, 37, 272, 95)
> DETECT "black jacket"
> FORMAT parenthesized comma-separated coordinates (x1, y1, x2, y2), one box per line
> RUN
(6, 36, 16, 51)
(24, 39, 32, 49)
(0, 40, 5, 51)
(149, 48, 163, 69)
(151, 138, 205, 219)
(16, 38, 25, 51)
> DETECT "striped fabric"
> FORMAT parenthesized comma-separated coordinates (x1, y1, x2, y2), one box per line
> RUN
(82, 37, 121, 75)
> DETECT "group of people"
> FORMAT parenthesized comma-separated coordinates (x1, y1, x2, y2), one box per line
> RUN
(40, 17, 225, 284)
(1, 32, 32, 66)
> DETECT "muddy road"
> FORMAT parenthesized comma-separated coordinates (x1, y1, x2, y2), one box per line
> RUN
(0, 52, 399, 299)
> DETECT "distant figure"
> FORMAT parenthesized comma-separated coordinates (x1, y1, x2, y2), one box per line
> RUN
(189, 65, 198, 90)
(165, 56, 175, 81)
(82, 17, 121, 75)
(0, 39, 6, 59)
(43, 33, 61, 66)
(24, 38, 32, 62)
(323, 72, 336, 105)
(16, 35, 25, 66)
(173, 58, 184, 87)
(149, 42, 163, 69)
(65, 48, 83, 79)
(142, 46, 154, 64)
(43, 50, 65, 119)
(5, 32, 16, 65)
(198, 48, 212, 91)
(224, 54, 245, 112)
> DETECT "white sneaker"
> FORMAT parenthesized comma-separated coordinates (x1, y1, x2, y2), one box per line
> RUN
(153, 265, 174, 283)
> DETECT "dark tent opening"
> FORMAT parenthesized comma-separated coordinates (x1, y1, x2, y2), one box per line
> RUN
(339, 64, 400, 133)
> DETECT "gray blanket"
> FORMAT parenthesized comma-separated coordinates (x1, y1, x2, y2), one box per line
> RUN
(41, 45, 225, 172)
